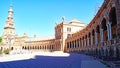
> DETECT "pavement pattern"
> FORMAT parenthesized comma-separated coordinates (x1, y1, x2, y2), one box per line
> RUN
(0, 51, 107, 68)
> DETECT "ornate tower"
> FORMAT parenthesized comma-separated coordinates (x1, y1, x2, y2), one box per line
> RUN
(2, 5, 15, 47)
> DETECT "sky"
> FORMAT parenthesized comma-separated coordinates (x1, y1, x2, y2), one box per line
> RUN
(0, 0, 104, 37)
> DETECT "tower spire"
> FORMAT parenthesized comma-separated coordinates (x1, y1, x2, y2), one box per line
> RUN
(8, 4, 13, 19)
(2, 4, 15, 45)
(62, 16, 65, 23)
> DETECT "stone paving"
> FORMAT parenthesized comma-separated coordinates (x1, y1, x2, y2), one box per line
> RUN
(0, 51, 107, 68)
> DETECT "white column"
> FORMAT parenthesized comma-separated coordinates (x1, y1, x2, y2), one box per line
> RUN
(83, 39, 84, 47)
(109, 22, 112, 40)
(107, 24, 110, 40)
(87, 38, 89, 46)
(76, 41, 78, 48)
(91, 35, 93, 46)
(81, 39, 83, 47)
(84, 39, 86, 47)
(100, 28, 104, 42)
(71, 42, 73, 48)
(95, 32, 98, 44)
(72, 41, 74, 48)
(74, 41, 75, 48)
(79, 40, 80, 48)
(69, 42, 70, 48)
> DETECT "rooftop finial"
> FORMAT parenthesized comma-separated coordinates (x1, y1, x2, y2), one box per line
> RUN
(9, 4, 13, 12)
(62, 16, 65, 23)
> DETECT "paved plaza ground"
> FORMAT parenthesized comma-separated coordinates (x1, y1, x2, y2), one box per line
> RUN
(0, 51, 107, 68)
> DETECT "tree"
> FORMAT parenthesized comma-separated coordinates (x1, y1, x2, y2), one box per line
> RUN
(3, 49, 9, 54)
(0, 36, 2, 43)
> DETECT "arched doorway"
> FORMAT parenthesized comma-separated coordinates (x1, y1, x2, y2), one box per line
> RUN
(85, 35, 87, 47)
(45, 46, 47, 50)
(80, 38, 82, 47)
(72, 41, 74, 48)
(82, 37, 84, 47)
(70, 42, 72, 48)
(37, 46, 39, 49)
(77, 39, 79, 48)
(25, 47, 27, 49)
(33, 46, 34, 49)
(88, 32, 91, 46)
(30, 46, 32, 49)
(75, 40, 77, 48)
(22, 46, 24, 49)
(67, 42, 69, 49)
(101, 18, 108, 41)
(96, 25, 100, 43)
(40, 46, 41, 49)
(92, 29, 95, 45)
(11, 47, 14, 50)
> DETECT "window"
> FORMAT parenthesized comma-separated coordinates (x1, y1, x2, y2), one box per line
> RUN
(9, 23, 13, 26)
(67, 34, 71, 38)
(67, 27, 71, 32)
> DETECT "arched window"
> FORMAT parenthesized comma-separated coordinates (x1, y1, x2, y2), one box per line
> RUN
(67, 42, 69, 48)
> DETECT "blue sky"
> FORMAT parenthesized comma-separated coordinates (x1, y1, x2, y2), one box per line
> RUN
(0, 0, 104, 37)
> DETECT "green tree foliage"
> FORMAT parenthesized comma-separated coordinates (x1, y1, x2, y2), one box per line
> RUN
(0, 50, 2, 54)
(0, 36, 2, 43)
(3, 49, 9, 54)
